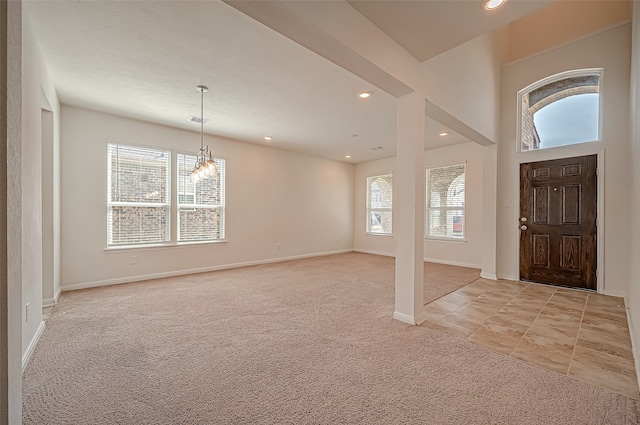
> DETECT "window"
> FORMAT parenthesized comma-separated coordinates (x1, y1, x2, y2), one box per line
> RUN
(107, 143, 227, 248)
(177, 154, 226, 242)
(519, 70, 601, 151)
(426, 164, 465, 240)
(366, 174, 392, 234)
(107, 144, 171, 247)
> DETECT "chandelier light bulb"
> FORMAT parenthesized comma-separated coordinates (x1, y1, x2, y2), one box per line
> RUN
(190, 85, 217, 183)
(207, 159, 217, 174)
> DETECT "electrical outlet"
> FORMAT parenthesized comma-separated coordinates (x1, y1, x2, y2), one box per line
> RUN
(276, 243, 281, 250)
(336, 238, 340, 245)
(130, 255, 138, 265)
(26, 302, 30, 322)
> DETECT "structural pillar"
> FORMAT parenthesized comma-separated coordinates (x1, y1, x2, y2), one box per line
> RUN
(481, 144, 498, 280)
(2, 1, 24, 422)
(393, 92, 426, 325)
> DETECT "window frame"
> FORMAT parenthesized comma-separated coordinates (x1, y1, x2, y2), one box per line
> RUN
(516, 68, 604, 153)
(106, 142, 172, 249)
(105, 140, 228, 251)
(365, 173, 393, 236)
(176, 151, 226, 244)
(425, 163, 466, 241)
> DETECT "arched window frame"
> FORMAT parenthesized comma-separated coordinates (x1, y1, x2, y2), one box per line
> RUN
(516, 68, 603, 153)
(366, 173, 393, 235)
(425, 163, 466, 241)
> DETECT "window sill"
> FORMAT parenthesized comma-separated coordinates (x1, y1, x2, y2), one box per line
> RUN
(424, 237, 467, 243)
(364, 232, 393, 237)
(105, 239, 227, 253)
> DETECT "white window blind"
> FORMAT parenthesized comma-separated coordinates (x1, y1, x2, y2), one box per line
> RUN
(426, 164, 465, 240)
(107, 144, 171, 247)
(177, 154, 225, 242)
(366, 174, 393, 234)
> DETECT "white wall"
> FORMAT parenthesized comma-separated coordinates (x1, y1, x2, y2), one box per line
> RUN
(37, 31, 61, 308)
(498, 24, 632, 296)
(626, 0, 640, 381)
(354, 141, 486, 269)
(21, 5, 43, 356)
(422, 28, 508, 143)
(354, 156, 396, 256)
(4, 0, 24, 421)
(60, 106, 354, 288)
(21, 10, 60, 361)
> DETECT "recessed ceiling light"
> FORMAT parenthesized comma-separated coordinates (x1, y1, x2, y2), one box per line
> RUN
(264, 136, 272, 141)
(345, 155, 351, 159)
(484, 0, 507, 10)
(439, 132, 449, 137)
(358, 91, 372, 99)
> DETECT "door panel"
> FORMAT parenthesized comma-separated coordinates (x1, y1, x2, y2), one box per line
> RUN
(519, 155, 597, 290)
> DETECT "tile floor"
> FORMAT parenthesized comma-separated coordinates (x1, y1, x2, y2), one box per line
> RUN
(421, 278, 640, 399)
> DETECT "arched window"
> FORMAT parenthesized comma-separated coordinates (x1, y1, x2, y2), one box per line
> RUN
(366, 174, 393, 234)
(519, 70, 601, 151)
(426, 164, 465, 240)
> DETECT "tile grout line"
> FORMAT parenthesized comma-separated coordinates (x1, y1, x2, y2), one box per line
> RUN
(465, 281, 532, 346)
(440, 286, 497, 338)
(499, 282, 534, 356)
(567, 294, 589, 377)
(439, 281, 527, 340)
(432, 282, 638, 398)
(508, 286, 557, 359)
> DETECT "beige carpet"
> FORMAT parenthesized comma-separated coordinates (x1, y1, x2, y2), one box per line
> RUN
(23, 252, 639, 424)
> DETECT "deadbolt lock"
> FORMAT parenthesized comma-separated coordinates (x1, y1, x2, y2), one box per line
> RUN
(520, 217, 527, 222)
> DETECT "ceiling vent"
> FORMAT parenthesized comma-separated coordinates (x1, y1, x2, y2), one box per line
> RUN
(189, 116, 210, 124)
(371, 146, 384, 151)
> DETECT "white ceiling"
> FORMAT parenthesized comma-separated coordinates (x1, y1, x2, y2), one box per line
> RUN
(25, 0, 544, 163)
(348, 0, 553, 62)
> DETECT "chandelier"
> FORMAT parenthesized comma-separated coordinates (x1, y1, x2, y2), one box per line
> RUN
(191, 85, 217, 182)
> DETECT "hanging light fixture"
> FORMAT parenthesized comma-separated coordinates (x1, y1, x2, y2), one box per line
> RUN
(191, 85, 217, 183)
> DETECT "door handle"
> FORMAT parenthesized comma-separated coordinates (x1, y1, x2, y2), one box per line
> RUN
(520, 225, 528, 230)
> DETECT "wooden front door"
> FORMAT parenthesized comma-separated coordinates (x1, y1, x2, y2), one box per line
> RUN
(519, 155, 597, 290)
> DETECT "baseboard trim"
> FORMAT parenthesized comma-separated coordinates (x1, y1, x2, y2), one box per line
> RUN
(42, 286, 62, 307)
(354, 249, 394, 257)
(354, 250, 481, 271)
(424, 258, 481, 270)
(61, 249, 354, 292)
(393, 310, 427, 325)
(480, 272, 498, 280)
(497, 273, 518, 282)
(22, 321, 46, 373)
(624, 296, 640, 393)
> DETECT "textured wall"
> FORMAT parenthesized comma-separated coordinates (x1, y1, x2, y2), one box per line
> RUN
(354, 141, 486, 270)
(498, 24, 632, 296)
(60, 106, 355, 287)
(626, 0, 640, 387)
(4, 1, 24, 421)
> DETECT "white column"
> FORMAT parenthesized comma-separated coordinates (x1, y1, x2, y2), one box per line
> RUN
(481, 144, 498, 280)
(393, 92, 426, 325)
(2, 0, 24, 421)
